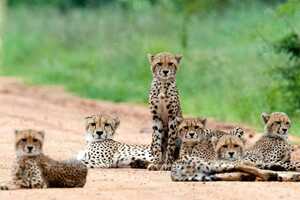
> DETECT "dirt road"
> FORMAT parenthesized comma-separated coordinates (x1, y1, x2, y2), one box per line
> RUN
(0, 77, 300, 200)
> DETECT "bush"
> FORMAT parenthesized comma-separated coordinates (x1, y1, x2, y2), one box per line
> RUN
(275, 32, 300, 57)
(267, 32, 300, 114)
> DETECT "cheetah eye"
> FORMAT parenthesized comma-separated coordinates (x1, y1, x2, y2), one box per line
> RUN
(156, 62, 162, 67)
(33, 138, 38, 142)
(222, 145, 228, 148)
(21, 138, 27, 142)
(184, 126, 189, 130)
(168, 62, 173, 66)
(286, 122, 290, 126)
(104, 123, 110, 127)
(234, 144, 240, 148)
(90, 122, 96, 127)
(275, 121, 281, 125)
(194, 125, 200, 129)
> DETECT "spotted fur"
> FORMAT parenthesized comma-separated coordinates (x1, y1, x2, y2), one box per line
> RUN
(147, 52, 183, 171)
(171, 129, 246, 181)
(0, 129, 87, 190)
(243, 112, 300, 171)
(170, 156, 268, 182)
(213, 134, 245, 161)
(177, 118, 245, 162)
(77, 114, 154, 168)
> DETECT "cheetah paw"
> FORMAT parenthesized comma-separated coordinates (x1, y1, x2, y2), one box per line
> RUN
(147, 163, 161, 171)
(0, 185, 9, 190)
(294, 162, 300, 172)
(76, 150, 86, 161)
(160, 163, 172, 171)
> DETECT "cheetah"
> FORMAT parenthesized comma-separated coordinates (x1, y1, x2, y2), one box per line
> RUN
(0, 129, 87, 190)
(212, 133, 245, 161)
(243, 112, 300, 171)
(170, 156, 278, 182)
(147, 52, 183, 171)
(177, 117, 245, 161)
(176, 117, 209, 159)
(77, 114, 154, 168)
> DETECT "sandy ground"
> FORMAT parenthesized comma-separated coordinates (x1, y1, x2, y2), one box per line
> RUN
(0, 77, 300, 200)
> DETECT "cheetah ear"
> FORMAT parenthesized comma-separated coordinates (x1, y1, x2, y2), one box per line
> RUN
(201, 118, 207, 126)
(176, 116, 183, 124)
(85, 115, 94, 123)
(231, 127, 244, 138)
(147, 53, 155, 64)
(14, 129, 20, 136)
(175, 54, 182, 64)
(113, 116, 120, 130)
(261, 112, 270, 124)
(38, 131, 45, 139)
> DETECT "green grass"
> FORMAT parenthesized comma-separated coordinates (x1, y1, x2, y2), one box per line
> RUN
(1, 3, 300, 135)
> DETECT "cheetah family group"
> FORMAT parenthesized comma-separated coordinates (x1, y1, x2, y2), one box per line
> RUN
(1, 52, 300, 190)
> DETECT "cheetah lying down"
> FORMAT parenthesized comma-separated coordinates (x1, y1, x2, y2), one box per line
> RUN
(171, 157, 300, 182)
(1, 129, 87, 190)
(77, 114, 154, 168)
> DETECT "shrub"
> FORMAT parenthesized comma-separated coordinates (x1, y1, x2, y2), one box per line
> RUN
(267, 32, 300, 114)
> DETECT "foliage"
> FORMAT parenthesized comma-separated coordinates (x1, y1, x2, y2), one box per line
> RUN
(277, 0, 300, 16)
(267, 32, 300, 115)
(275, 32, 300, 57)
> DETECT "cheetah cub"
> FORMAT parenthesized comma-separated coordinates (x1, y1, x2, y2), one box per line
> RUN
(77, 114, 154, 168)
(148, 52, 183, 171)
(212, 133, 245, 161)
(244, 112, 300, 171)
(0, 129, 87, 190)
(177, 117, 214, 160)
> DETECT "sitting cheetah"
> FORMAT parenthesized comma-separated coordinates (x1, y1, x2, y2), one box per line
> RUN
(147, 52, 183, 171)
(0, 129, 87, 190)
(77, 114, 154, 168)
(243, 112, 300, 171)
(177, 118, 209, 159)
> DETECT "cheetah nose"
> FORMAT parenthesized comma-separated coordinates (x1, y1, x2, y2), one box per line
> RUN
(162, 70, 169, 75)
(228, 152, 235, 157)
(189, 132, 195, 137)
(282, 128, 287, 133)
(27, 146, 33, 152)
(96, 131, 103, 136)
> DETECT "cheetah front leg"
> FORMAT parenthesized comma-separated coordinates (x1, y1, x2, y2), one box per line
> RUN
(0, 181, 21, 190)
(148, 117, 164, 171)
(161, 118, 178, 171)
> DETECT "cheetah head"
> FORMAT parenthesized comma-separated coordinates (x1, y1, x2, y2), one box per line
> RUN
(213, 134, 245, 161)
(15, 129, 44, 157)
(178, 118, 207, 143)
(262, 112, 291, 139)
(84, 114, 120, 142)
(148, 52, 182, 81)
